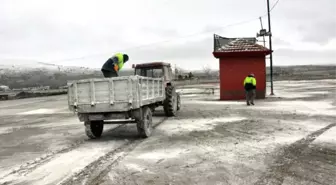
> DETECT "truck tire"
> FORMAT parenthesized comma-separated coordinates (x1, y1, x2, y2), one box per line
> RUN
(136, 106, 153, 138)
(85, 121, 104, 139)
(163, 86, 177, 117)
(177, 93, 181, 111)
(0, 95, 8, 100)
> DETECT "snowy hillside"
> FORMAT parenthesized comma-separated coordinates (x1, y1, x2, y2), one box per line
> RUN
(0, 62, 102, 89)
(0, 62, 334, 89)
(0, 62, 135, 89)
(0, 62, 98, 75)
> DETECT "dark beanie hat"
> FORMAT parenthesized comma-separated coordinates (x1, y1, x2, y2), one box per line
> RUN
(123, 54, 129, 62)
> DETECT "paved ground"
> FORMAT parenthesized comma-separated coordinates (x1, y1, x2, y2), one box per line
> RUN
(0, 79, 335, 185)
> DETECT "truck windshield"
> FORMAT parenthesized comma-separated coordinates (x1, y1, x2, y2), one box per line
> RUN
(135, 68, 163, 78)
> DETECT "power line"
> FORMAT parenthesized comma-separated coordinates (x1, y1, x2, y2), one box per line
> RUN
(270, 0, 281, 12)
(48, 15, 267, 63)
(259, 0, 281, 23)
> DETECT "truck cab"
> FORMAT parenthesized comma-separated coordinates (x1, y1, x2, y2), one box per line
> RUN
(133, 62, 174, 86)
(132, 62, 181, 116)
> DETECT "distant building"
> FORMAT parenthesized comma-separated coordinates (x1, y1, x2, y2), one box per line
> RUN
(0, 85, 10, 91)
(213, 34, 272, 100)
(13, 86, 50, 91)
(59, 86, 68, 89)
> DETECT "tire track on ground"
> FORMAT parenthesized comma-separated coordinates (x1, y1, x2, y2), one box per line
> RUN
(60, 117, 167, 185)
(0, 125, 123, 183)
(254, 122, 336, 185)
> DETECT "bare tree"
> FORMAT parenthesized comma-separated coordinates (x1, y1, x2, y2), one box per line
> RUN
(202, 65, 212, 78)
(174, 66, 185, 79)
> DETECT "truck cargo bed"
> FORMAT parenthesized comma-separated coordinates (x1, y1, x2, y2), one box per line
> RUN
(67, 75, 165, 113)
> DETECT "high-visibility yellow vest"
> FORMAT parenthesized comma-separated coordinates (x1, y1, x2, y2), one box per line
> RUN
(243, 76, 256, 86)
(114, 53, 124, 70)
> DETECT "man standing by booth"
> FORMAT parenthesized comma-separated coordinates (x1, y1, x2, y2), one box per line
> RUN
(243, 73, 257, 106)
(101, 53, 129, 77)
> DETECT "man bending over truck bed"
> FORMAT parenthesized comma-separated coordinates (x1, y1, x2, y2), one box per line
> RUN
(101, 53, 129, 77)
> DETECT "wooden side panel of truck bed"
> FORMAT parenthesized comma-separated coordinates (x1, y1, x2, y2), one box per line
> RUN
(67, 76, 165, 113)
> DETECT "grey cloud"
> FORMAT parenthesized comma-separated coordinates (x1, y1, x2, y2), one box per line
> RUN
(126, 36, 335, 66)
(274, 48, 336, 66)
(274, 0, 336, 45)
(141, 26, 180, 38)
(0, 14, 129, 58)
(277, 0, 335, 20)
(275, 48, 336, 59)
(299, 21, 336, 45)
(0, 0, 183, 61)
(202, 25, 229, 33)
(1, 0, 335, 68)
(125, 35, 214, 61)
(272, 37, 291, 46)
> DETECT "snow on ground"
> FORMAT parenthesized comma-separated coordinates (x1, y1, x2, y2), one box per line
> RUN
(280, 126, 336, 185)
(313, 126, 336, 145)
(0, 79, 335, 185)
(16, 108, 70, 115)
(2, 136, 124, 185)
(0, 93, 166, 185)
(159, 117, 248, 135)
(99, 79, 336, 185)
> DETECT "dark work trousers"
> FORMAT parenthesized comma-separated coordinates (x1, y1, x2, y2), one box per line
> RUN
(102, 69, 118, 78)
(245, 89, 256, 105)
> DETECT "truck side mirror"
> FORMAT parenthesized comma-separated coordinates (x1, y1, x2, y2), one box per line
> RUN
(132, 64, 135, 68)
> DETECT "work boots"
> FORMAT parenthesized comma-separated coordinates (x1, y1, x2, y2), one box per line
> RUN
(247, 102, 254, 106)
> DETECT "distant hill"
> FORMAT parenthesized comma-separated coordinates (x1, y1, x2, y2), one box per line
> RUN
(266, 65, 336, 81)
(0, 62, 133, 89)
(0, 62, 334, 89)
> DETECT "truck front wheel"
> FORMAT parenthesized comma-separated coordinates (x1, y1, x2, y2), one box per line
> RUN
(85, 121, 104, 139)
(136, 106, 153, 138)
(163, 86, 177, 116)
(177, 93, 181, 111)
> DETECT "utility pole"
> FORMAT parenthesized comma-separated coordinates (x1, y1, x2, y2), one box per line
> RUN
(267, 0, 274, 95)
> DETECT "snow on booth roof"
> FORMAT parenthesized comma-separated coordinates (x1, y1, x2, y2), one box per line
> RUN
(219, 39, 269, 52)
(213, 34, 270, 53)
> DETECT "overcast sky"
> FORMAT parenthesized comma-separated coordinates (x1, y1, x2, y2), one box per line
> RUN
(0, 0, 335, 70)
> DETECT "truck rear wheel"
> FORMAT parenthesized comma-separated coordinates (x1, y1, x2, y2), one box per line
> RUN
(136, 106, 153, 138)
(164, 86, 177, 117)
(85, 121, 104, 139)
